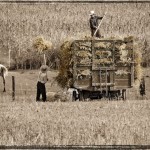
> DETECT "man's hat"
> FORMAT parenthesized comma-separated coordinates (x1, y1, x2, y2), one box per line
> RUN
(90, 10, 95, 16)
(40, 65, 48, 72)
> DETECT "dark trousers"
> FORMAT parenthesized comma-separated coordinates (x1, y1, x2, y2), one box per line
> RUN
(36, 81, 46, 102)
(91, 29, 101, 38)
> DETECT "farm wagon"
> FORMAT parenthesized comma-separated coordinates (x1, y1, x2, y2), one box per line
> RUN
(71, 39, 134, 100)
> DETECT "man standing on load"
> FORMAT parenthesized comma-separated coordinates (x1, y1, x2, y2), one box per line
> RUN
(89, 10, 103, 38)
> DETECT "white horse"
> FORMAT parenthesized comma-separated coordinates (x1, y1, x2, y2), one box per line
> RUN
(0, 64, 8, 92)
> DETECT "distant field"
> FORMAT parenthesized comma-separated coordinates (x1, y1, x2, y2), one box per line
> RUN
(0, 2, 150, 65)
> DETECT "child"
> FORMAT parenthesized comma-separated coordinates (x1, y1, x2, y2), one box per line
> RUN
(36, 65, 48, 102)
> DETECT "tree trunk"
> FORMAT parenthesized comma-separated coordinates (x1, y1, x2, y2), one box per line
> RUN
(44, 54, 46, 65)
(24, 63, 26, 70)
(22, 62, 23, 70)
(30, 61, 32, 70)
(17, 63, 19, 70)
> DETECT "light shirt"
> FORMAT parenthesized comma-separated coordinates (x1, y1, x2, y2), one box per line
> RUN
(67, 88, 79, 101)
(38, 71, 48, 84)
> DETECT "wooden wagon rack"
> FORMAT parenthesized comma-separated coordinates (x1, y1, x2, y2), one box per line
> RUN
(72, 39, 134, 100)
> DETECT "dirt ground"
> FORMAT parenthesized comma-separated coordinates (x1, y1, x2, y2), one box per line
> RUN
(0, 69, 63, 102)
(0, 68, 150, 101)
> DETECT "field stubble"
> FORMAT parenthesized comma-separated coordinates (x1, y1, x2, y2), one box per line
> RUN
(0, 99, 150, 145)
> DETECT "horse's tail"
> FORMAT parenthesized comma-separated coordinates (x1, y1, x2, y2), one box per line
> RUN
(0, 64, 8, 78)
(4, 67, 8, 78)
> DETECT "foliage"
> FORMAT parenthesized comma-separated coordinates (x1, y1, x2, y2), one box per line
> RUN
(10, 36, 56, 69)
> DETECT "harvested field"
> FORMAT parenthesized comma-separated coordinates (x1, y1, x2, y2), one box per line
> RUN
(0, 100, 150, 145)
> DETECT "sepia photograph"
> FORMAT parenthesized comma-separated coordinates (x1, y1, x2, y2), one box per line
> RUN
(0, 0, 150, 149)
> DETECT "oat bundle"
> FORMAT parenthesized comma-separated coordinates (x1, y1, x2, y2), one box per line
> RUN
(33, 36, 53, 53)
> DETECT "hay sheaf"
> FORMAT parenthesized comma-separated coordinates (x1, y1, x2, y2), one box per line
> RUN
(47, 92, 68, 102)
(93, 58, 113, 64)
(56, 36, 143, 89)
(77, 51, 92, 58)
(33, 36, 53, 53)
(56, 41, 73, 88)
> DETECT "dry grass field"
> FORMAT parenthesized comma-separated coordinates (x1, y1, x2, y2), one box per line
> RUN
(0, 69, 150, 145)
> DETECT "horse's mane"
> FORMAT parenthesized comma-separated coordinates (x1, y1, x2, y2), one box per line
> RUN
(0, 64, 8, 78)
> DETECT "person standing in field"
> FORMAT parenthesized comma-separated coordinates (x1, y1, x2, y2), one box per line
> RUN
(36, 65, 48, 102)
(89, 10, 103, 38)
(139, 77, 145, 97)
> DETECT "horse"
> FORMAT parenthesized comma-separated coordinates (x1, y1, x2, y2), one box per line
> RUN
(0, 64, 8, 92)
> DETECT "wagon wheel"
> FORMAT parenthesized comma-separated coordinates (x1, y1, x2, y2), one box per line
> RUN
(122, 89, 126, 100)
(72, 91, 77, 101)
